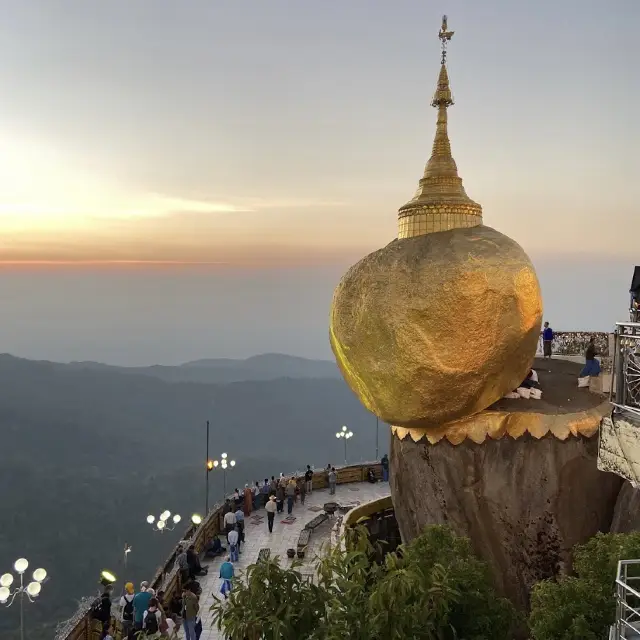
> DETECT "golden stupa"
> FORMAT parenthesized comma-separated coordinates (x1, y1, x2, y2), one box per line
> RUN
(330, 17, 543, 430)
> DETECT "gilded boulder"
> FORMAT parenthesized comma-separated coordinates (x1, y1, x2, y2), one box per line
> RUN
(329, 224, 543, 429)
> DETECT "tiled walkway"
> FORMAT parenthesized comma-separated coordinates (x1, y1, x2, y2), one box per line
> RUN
(184, 481, 391, 640)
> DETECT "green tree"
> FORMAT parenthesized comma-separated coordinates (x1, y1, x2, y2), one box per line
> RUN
(529, 531, 640, 640)
(212, 525, 518, 640)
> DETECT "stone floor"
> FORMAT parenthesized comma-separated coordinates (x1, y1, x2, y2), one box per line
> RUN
(182, 481, 391, 639)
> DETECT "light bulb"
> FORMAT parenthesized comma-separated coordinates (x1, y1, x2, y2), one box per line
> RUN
(160, 511, 170, 521)
(336, 433, 341, 438)
(146, 515, 155, 524)
(26, 582, 41, 597)
(33, 568, 47, 583)
(157, 520, 165, 530)
(191, 514, 202, 525)
(342, 426, 347, 432)
(230, 460, 236, 467)
(173, 514, 181, 524)
(0, 574, 13, 588)
(221, 453, 227, 459)
(348, 432, 353, 438)
(101, 570, 117, 584)
(14, 559, 28, 574)
(213, 460, 219, 467)
(221, 462, 227, 469)
(0, 587, 9, 604)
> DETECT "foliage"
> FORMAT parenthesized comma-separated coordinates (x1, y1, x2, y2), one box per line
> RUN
(212, 525, 518, 640)
(529, 531, 640, 640)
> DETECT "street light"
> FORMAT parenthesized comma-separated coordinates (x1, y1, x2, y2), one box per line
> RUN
(0, 558, 48, 640)
(212, 452, 236, 499)
(146, 511, 182, 532)
(123, 544, 132, 569)
(336, 425, 354, 464)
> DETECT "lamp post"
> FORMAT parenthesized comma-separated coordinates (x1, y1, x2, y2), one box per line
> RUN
(205, 420, 211, 516)
(212, 453, 236, 499)
(123, 544, 132, 569)
(336, 425, 354, 465)
(146, 510, 182, 532)
(0, 559, 48, 640)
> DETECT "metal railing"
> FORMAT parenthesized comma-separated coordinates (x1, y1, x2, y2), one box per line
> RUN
(613, 559, 640, 639)
(613, 323, 640, 415)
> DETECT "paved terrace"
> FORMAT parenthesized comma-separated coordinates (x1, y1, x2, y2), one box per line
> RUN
(186, 481, 391, 640)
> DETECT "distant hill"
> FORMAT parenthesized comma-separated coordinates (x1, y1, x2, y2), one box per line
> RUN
(0, 352, 341, 385)
(0, 353, 382, 640)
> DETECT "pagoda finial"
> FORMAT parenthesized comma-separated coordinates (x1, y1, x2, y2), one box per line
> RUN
(397, 16, 482, 239)
(439, 15, 455, 65)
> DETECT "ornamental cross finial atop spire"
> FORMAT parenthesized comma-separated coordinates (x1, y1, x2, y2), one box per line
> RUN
(439, 15, 454, 64)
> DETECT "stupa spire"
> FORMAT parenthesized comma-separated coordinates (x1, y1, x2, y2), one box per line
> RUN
(397, 16, 482, 239)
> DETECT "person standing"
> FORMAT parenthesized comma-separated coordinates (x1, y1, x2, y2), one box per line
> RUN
(119, 582, 135, 639)
(181, 585, 199, 640)
(223, 508, 236, 537)
(93, 584, 113, 637)
(142, 597, 162, 637)
(381, 454, 389, 482)
(286, 478, 296, 515)
(253, 481, 260, 510)
(243, 484, 253, 517)
(132, 582, 152, 635)
(228, 525, 239, 562)
(219, 556, 234, 599)
(276, 480, 285, 513)
(328, 467, 337, 495)
(176, 546, 190, 586)
(542, 322, 554, 358)
(265, 495, 277, 533)
(304, 465, 313, 494)
(234, 505, 245, 548)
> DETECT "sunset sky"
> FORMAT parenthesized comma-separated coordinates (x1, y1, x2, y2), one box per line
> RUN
(0, 0, 637, 363)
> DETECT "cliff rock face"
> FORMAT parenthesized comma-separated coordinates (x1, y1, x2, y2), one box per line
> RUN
(610, 481, 640, 533)
(390, 433, 623, 609)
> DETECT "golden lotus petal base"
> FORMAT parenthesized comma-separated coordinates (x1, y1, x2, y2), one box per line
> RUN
(391, 400, 611, 444)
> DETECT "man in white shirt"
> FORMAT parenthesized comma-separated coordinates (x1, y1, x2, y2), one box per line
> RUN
(265, 495, 277, 533)
(224, 509, 236, 536)
(228, 525, 239, 562)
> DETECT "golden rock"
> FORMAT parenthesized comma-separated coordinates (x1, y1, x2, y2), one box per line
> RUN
(329, 19, 543, 430)
(330, 225, 543, 428)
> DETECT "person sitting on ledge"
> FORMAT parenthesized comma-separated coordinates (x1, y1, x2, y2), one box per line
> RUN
(204, 534, 225, 558)
(580, 337, 601, 378)
(367, 468, 377, 483)
(519, 369, 539, 389)
(186, 544, 207, 577)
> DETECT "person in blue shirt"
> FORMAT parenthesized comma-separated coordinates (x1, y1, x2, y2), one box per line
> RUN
(132, 582, 152, 633)
(219, 557, 234, 599)
(542, 322, 554, 358)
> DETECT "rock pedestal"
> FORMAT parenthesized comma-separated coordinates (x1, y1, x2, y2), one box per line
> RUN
(390, 433, 622, 609)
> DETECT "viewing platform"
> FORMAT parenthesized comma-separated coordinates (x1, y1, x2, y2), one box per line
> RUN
(190, 480, 390, 639)
(56, 463, 389, 640)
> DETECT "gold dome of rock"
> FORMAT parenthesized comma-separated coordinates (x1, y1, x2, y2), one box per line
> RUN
(329, 17, 543, 430)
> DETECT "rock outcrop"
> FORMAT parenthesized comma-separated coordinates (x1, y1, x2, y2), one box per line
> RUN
(390, 432, 623, 609)
(610, 481, 640, 533)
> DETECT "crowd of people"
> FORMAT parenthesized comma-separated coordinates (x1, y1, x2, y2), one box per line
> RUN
(93, 579, 195, 639)
(93, 458, 391, 639)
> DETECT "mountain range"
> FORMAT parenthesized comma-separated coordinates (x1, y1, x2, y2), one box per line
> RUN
(0, 353, 382, 640)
